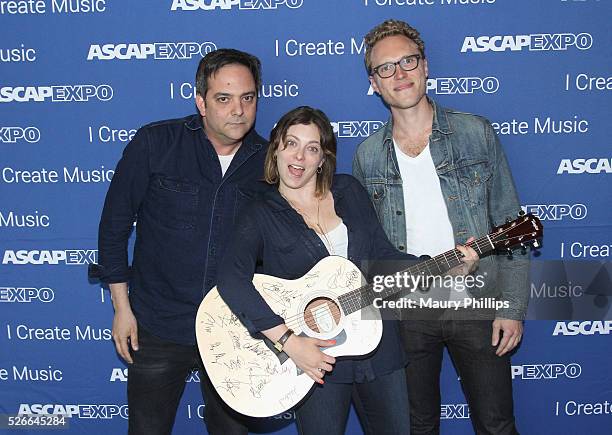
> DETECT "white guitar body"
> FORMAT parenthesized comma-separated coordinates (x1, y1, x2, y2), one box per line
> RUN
(195, 256, 383, 417)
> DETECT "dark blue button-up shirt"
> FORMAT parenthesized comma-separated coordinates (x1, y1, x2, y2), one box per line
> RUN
(98, 114, 268, 344)
(217, 174, 416, 383)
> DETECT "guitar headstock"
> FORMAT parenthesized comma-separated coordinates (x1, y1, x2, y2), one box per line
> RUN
(490, 213, 543, 253)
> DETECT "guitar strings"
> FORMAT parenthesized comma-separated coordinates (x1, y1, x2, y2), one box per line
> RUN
(281, 230, 531, 330)
(279, 222, 535, 330)
(281, 232, 527, 331)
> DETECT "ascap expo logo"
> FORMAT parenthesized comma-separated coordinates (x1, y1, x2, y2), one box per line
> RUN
(18, 403, 127, 419)
(553, 321, 612, 336)
(170, 0, 303, 10)
(0, 127, 40, 143)
(0, 85, 113, 103)
(2, 250, 97, 265)
(511, 364, 582, 380)
(462, 33, 593, 52)
(0, 287, 55, 303)
(331, 121, 384, 138)
(557, 158, 612, 174)
(368, 76, 499, 96)
(87, 42, 217, 60)
(522, 204, 587, 221)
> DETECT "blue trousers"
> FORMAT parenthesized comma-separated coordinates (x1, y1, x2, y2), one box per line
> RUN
(127, 325, 248, 435)
(401, 319, 518, 435)
(295, 369, 410, 435)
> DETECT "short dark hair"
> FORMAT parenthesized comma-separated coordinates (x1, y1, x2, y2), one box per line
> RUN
(264, 106, 336, 198)
(364, 19, 426, 74)
(195, 48, 262, 98)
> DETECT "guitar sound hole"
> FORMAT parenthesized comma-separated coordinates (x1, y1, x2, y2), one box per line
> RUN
(303, 297, 341, 333)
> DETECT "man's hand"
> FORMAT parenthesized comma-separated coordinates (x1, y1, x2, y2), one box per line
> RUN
(112, 307, 139, 363)
(449, 237, 479, 276)
(492, 318, 523, 356)
(109, 282, 139, 364)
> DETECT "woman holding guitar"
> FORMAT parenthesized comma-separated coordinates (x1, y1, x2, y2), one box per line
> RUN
(217, 106, 477, 434)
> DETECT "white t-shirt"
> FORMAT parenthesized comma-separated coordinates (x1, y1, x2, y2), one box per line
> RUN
(394, 140, 455, 257)
(317, 221, 348, 258)
(217, 153, 236, 177)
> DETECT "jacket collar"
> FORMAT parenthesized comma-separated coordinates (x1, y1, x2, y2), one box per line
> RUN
(380, 97, 452, 149)
(184, 114, 265, 153)
(264, 175, 346, 212)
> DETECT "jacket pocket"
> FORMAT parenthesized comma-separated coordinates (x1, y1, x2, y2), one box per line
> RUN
(148, 175, 200, 230)
(364, 178, 387, 202)
(456, 160, 491, 207)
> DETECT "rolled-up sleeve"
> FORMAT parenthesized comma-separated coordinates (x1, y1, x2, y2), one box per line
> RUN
(217, 205, 284, 335)
(98, 128, 151, 284)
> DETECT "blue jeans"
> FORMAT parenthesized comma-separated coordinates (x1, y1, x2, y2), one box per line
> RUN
(400, 319, 518, 435)
(295, 369, 410, 435)
(127, 325, 248, 435)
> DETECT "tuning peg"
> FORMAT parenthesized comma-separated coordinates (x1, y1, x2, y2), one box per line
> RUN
(532, 240, 540, 249)
(520, 244, 527, 255)
(518, 209, 526, 216)
(507, 249, 513, 259)
(506, 217, 512, 223)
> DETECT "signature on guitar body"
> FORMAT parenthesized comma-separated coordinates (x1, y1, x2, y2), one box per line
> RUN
(197, 256, 381, 417)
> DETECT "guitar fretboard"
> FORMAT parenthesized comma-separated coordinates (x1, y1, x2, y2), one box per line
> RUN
(337, 234, 496, 315)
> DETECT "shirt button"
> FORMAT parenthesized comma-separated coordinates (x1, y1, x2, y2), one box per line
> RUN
(396, 210, 403, 215)
(398, 245, 405, 251)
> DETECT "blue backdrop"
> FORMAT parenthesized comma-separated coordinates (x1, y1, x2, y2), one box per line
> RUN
(1, 0, 611, 434)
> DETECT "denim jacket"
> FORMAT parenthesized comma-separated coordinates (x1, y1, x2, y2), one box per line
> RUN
(352, 98, 529, 320)
(97, 114, 268, 344)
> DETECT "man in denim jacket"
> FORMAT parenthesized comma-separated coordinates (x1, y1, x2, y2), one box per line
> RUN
(353, 20, 529, 435)
(96, 49, 266, 435)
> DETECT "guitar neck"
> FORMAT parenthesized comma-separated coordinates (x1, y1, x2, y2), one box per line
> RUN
(338, 234, 497, 315)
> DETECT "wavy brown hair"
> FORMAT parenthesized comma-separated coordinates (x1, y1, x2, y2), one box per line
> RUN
(264, 106, 336, 198)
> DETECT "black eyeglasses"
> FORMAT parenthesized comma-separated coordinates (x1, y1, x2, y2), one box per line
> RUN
(371, 54, 422, 78)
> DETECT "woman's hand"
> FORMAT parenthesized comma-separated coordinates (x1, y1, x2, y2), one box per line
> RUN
(283, 335, 336, 384)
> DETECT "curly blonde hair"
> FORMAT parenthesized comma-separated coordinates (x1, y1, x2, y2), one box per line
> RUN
(364, 19, 426, 74)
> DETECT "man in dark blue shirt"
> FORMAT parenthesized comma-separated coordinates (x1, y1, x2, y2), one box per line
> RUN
(97, 49, 267, 435)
